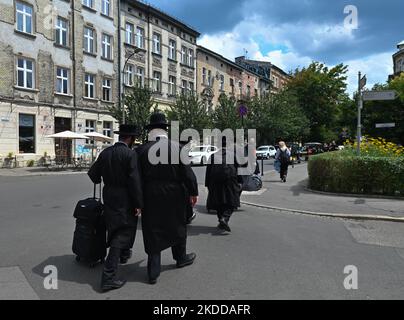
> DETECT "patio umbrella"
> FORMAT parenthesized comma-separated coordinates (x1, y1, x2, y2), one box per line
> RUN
(46, 131, 89, 162)
(83, 132, 114, 161)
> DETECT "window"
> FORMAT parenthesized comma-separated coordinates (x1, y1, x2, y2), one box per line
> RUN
(207, 70, 212, 86)
(188, 81, 194, 94)
(136, 27, 145, 49)
(247, 85, 251, 97)
(188, 49, 194, 67)
(181, 80, 187, 95)
(219, 75, 224, 91)
(124, 65, 133, 86)
(202, 68, 206, 85)
(239, 81, 242, 95)
(56, 67, 69, 94)
(135, 67, 144, 87)
(102, 78, 111, 101)
(16, 2, 33, 34)
(102, 33, 112, 60)
(82, 0, 93, 8)
(55, 17, 68, 47)
(152, 33, 161, 54)
(125, 23, 134, 45)
(103, 121, 112, 144)
(19, 114, 35, 153)
(230, 78, 234, 94)
(152, 71, 161, 92)
(16, 57, 34, 89)
(101, 0, 111, 16)
(168, 75, 176, 96)
(85, 120, 95, 144)
(181, 46, 187, 64)
(83, 27, 95, 54)
(169, 39, 176, 60)
(84, 73, 95, 98)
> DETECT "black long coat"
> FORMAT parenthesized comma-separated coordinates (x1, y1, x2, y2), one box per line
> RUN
(137, 138, 198, 255)
(88, 142, 143, 249)
(205, 148, 241, 211)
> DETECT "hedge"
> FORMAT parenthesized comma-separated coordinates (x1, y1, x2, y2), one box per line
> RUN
(307, 153, 404, 196)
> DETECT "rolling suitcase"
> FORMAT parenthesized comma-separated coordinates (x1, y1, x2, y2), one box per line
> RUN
(72, 183, 106, 267)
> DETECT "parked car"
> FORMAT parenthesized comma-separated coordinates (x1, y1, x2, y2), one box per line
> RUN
(301, 142, 324, 161)
(256, 145, 277, 159)
(188, 145, 219, 165)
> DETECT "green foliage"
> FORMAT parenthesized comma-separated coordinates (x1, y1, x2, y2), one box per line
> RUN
(212, 94, 241, 131)
(308, 152, 404, 196)
(167, 93, 212, 134)
(109, 84, 156, 143)
(287, 62, 348, 142)
(26, 160, 35, 167)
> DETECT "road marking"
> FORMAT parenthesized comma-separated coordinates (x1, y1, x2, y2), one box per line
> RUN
(242, 188, 267, 196)
(0, 266, 39, 300)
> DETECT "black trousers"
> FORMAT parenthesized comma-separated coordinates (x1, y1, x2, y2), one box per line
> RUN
(147, 240, 186, 280)
(280, 163, 289, 179)
(103, 247, 121, 280)
(217, 206, 234, 223)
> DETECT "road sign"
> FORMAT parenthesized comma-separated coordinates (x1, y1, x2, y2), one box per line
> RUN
(363, 90, 396, 101)
(359, 75, 367, 89)
(375, 123, 395, 128)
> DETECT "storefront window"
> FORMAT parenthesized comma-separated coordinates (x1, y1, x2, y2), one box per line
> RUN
(19, 114, 35, 153)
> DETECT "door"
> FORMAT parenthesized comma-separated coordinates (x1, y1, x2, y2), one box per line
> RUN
(54, 117, 72, 160)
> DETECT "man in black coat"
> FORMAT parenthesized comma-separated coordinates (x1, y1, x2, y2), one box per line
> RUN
(88, 124, 143, 292)
(137, 113, 198, 284)
(205, 138, 241, 232)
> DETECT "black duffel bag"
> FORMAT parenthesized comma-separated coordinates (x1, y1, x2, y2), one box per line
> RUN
(242, 174, 263, 192)
(73, 184, 103, 225)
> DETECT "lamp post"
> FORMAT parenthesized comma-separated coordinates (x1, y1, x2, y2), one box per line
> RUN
(120, 48, 141, 124)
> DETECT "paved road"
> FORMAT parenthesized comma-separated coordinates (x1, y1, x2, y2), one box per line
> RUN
(1, 173, 404, 299)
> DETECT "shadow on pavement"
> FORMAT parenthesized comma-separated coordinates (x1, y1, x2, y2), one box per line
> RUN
(32, 254, 103, 293)
(187, 225, 230, 237)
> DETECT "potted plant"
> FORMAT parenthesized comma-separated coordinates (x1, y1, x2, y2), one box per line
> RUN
(3, 152, 15, 168)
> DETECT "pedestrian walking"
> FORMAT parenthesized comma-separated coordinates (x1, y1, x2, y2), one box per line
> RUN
(180, 138, 197, 225)
(137, 113, 198, 285)
(275, 141, 291, 183)
(205, 137, 242, 232)
(88, 124, 143, 292)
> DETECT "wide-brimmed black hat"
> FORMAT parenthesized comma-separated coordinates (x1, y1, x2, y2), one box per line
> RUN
(114, 124, 138, 136)
(145, 112, 170, 130)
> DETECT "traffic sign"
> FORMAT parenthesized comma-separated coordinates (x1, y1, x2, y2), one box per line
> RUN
(359, 75, 367, 90)
(363, 90, 396, 101)
(375, 123, 395, 128)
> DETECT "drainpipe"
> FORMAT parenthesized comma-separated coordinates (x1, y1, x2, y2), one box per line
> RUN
(118, 0, 123, 123)
(71, 0, 77, 158)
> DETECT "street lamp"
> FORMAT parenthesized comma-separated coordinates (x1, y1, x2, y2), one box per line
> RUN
(120, 47, 141, 124)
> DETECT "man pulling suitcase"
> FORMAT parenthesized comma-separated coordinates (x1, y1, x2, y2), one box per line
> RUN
(88, 124, 143, 292)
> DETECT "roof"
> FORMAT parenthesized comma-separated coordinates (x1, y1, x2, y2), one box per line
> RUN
(398, 40, 404, 48)
(127, 0, 200, 37)
(197, 46, 243, 71)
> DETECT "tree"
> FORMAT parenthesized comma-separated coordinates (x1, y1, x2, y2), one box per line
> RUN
(287, 62, 348, 142)
(212, 94, 242, 131)
(166, 93, 211, 135)
(109, 84, 156, 143)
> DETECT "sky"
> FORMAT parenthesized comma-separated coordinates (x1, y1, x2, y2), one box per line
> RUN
(148, 0, 403, 95)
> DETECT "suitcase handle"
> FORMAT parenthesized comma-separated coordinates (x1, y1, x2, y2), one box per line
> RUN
(93, 182, 102, 200)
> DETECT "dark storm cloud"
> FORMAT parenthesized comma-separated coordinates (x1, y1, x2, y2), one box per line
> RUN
(150, 0, 403, 63)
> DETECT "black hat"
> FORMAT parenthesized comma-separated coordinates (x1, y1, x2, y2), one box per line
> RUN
(114, 124, 138, 136)
(145, 112, 170, 130)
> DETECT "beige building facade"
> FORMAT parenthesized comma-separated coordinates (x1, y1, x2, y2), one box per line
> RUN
(391, 40, 404, 79)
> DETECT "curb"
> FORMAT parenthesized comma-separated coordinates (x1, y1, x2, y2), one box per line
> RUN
(0, 171, 87, 177)
(240, 200, 404, 223)
(304, 187, 404, 201)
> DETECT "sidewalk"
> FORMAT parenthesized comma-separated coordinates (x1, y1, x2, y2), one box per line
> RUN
(0, 167, 86, 177)
(240, 164, 404, 221)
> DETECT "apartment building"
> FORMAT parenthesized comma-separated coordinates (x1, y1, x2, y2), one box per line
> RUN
(121, 0, 200, 110)
(390, 40, 404, 80)
(235, 56, 290, 94)
(0, 0, 119, 163)
(196, 46, 268, 110)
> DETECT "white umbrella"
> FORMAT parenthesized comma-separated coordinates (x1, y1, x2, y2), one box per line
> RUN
(83, 131, 113, 142)
(46, 130, 89, 139)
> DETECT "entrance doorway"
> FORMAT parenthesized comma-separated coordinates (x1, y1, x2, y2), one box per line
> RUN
(54, 117, 72, 160)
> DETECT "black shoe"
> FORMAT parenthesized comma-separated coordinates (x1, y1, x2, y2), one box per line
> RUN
(176, 253, 196, 268)
(149, 278, 157, 285)
(186, 212, 196, 225)
(218, 218, 231, 232)
(101, 278, 127, 292)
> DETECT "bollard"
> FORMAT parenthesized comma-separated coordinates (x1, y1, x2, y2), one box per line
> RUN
(261, 158, 264, 176)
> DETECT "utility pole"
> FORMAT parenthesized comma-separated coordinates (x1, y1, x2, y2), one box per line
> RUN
(117, 0, 123, 124)
(357, 71, 363, 156)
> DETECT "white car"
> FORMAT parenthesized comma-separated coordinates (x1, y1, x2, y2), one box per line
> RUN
(256, 145, 276, 159)
(188, 145, 219, 165)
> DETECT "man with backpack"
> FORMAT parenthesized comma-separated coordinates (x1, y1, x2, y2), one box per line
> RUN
(205, 137, 242, 232)
(275, 141, 291, 183)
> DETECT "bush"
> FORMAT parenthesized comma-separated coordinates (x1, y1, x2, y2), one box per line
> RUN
(26, 160, 35, 167)
(308, 152, 404, 196)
